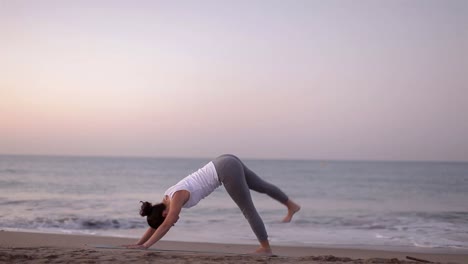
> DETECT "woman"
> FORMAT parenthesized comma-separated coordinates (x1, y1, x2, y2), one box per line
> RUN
(125, 154, 300, 255)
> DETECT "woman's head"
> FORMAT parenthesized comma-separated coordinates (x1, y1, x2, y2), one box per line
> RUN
(140, 201, 166, 229)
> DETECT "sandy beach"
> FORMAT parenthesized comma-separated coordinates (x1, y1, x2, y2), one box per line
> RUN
(0, 231, 466, 264)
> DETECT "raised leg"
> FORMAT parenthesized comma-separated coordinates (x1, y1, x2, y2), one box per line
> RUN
(242, 161, 301, 222)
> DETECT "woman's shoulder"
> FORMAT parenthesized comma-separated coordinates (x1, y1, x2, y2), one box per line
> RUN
(171, 190, 190, 208)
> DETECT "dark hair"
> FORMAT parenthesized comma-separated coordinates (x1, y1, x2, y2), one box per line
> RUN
(139, 201, 166, 229)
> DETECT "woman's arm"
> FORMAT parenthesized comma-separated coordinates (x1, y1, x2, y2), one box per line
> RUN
(142, 191, 188, 248)
(137, 227, 156, 245)
(123, 227, 155, 247)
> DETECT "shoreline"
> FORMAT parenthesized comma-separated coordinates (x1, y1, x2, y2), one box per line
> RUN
(1, 231, 467, 263)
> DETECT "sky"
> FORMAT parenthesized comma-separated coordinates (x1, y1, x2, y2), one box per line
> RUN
(1, 0, 467, 161)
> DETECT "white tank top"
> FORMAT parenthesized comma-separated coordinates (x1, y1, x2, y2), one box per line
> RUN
(164, 161, 221, 208)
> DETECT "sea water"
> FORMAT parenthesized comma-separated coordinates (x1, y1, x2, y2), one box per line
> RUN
(1, 155, 467, 251)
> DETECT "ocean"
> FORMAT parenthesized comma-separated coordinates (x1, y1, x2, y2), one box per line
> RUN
(1, 155, 467, 251)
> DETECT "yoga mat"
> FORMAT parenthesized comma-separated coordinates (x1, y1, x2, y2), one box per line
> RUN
(90, 244, 272, 256)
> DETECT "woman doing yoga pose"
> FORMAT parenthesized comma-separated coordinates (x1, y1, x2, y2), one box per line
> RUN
(125, 154, 300, 255)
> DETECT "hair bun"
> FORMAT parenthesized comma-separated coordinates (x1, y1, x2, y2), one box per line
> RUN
(139, 201, 153, 216)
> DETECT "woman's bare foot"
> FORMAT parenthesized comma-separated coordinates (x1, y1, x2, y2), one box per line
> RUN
(282, 199, 301, 223)
(253, 246, 273, 256)
(253, 240, 272, 255)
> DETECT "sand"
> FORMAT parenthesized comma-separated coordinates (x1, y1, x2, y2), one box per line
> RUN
(0, 230, 466, 264)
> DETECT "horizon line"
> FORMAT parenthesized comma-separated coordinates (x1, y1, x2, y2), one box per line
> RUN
(1, 153, 467, 164)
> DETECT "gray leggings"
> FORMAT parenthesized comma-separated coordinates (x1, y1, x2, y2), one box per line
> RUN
(212, 154, 289, 242)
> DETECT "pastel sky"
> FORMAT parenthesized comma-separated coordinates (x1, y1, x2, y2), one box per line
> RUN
(1, 0, 467, 161)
